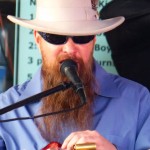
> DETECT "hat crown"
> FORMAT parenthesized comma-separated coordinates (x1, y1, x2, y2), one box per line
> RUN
(7, 0, 124, 36)
(35, 0, 98, 22)
(37, 0, 92, 7)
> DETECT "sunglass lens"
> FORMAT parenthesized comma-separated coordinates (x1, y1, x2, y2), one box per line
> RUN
(39, 32, 94, 45)
(73, 35, 94, 44)
(48, 34, 66, 45)
(39, 32, 66, 45)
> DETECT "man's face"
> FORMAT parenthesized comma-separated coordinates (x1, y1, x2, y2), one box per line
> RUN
(34, 31, 96, 72)
(34, 31, 96, 142)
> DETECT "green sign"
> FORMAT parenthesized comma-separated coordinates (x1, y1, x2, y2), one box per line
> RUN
(14, 0, 116, 85)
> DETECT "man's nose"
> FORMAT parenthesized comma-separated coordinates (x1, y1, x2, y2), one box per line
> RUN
(62, 38, 77, 55)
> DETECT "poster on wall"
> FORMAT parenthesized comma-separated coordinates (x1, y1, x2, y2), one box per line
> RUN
(14, 0, 116, 85)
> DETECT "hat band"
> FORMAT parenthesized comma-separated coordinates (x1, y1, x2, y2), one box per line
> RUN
(36, 7, 98, 21)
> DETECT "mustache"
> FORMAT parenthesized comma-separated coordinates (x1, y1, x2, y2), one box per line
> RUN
(56, 54, 81, 65)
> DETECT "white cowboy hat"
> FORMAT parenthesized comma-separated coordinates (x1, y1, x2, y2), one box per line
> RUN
(7, 0, 125, 36)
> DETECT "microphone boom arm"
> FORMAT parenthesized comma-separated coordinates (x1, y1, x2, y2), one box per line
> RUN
(0, 82, 72, 115)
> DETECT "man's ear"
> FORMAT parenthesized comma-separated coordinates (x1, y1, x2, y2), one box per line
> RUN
(34, 30, 41, 53)
(93, 36, 97, 45)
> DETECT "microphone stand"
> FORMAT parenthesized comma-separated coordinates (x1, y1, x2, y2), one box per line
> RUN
(0, 82, 72, 115)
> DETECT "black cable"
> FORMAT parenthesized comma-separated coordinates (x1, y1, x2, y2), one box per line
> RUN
(0, 102, 86, 122)
(0, 82, 86, 122)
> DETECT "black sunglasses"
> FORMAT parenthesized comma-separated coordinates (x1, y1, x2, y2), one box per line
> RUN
(38, 32, 95, 45)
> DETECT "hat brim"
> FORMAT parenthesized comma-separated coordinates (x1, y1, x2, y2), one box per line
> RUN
(7, 15, 125, 36)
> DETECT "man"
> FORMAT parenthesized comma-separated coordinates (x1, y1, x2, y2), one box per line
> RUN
(0, 0, 150, 149)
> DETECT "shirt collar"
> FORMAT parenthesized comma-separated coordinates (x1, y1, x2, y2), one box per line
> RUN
(21, 61, 121, 99)
(93, 61, 121, 98)
(19, 68, 42, 99)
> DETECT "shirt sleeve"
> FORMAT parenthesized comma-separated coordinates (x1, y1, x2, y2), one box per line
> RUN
(0, 117, 6, 150)
(0, 93, 5, 149)
(0, 137, 6, 150)
(134, 87, 150, 149)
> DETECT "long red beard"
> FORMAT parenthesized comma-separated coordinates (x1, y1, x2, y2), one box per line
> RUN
(36, 54, 95, 143)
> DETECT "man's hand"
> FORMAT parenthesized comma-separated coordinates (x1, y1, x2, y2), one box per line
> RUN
(61, 130, 117, 150)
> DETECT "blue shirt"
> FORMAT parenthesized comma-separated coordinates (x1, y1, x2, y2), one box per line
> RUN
(1, 61, 150, 150)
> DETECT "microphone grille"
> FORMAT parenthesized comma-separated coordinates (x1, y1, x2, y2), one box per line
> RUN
(60, 59, 77, 75)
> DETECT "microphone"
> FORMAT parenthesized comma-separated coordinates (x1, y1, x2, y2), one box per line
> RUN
(60, 59, 86, 104)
